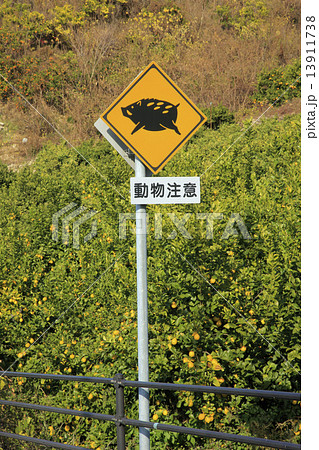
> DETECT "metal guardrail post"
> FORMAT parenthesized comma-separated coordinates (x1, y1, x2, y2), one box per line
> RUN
(114, 373, 126, 450)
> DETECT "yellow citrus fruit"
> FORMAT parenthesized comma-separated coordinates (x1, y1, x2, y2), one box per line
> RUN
(205, 415, 214, 423)
(211, 359, 222, 370)
(189, 351, 195, 358)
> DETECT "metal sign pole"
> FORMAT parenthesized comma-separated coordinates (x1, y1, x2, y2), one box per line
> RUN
(135, 156, 150, 450)
(96, 60, 206, 450)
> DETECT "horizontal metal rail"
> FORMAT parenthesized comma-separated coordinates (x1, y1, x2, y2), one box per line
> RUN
(122, 379, 301, 400)
(0, 371, 114, 385)
(0, 371, 301, 449)
(122, 418, 301, 450)
(0, 430, 91, 450)
(1, 371, 301, 400)
(0, 399, 116, 422)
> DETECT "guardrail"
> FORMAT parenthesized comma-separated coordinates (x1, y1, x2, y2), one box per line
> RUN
(0, 371, 301, 450)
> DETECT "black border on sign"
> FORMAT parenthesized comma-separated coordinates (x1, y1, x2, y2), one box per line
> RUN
(102, 63, 206, 173)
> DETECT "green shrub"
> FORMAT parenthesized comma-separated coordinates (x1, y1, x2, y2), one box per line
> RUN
(0, 161, 13, 188)
(217, 0, 269, 38)
(252, 59, 301, 107)
(0, 116, 300, 448)
(126, 6, 192, 58)
(202, 104, 235, 130)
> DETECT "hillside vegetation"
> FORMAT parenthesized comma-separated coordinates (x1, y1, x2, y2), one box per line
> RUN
(0, 0, 300, 153)
(0, 0, 300, 449)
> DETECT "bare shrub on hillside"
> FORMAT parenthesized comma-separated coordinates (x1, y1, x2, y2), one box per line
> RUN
(0, 98, 62, 163)
(70, 23, 117, 92)
(63, 89, 111, 144)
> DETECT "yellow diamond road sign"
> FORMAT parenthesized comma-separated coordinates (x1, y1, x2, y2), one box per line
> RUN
(98, 61, 207, 174)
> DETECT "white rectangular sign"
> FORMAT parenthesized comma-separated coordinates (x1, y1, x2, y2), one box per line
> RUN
(130, 177, 200, 204)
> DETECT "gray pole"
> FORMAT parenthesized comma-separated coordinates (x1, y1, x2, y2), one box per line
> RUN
(135, 156, 150, 450)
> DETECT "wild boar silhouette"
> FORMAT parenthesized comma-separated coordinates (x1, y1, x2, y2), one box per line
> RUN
(121, 98, 181, 135)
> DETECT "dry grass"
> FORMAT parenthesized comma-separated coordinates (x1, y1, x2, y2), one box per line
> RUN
(73, 0, 300, 112)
